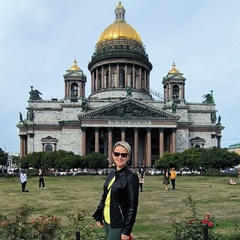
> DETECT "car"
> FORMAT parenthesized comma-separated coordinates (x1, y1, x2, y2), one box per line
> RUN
(220, 168, 238, 175)
(7, 168, 16, 174)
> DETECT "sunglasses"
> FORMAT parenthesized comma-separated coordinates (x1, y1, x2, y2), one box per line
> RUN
(113, 152, 129, 158)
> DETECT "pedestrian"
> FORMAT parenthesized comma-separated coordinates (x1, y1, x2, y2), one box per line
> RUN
(163, 168, 170, 190)
(20, 170, 27, 192)
(138, 172, 144, 192)
(170, 167, 177, 190)
(38, 167, 46, 189)
(139, 164, 145, 179)
(92, 141, 139, 240)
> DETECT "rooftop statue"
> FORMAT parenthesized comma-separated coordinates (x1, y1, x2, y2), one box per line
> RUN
(202, 90, 214, 104)
(81, 99, 87, 112)
(172, 102, 177, 113)
(29, 86, 42, 100)
(19, 112, 23, 122)
(126, 86, 132, 96)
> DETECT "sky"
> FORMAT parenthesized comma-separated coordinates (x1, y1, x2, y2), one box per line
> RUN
(1, 0, 240, 154)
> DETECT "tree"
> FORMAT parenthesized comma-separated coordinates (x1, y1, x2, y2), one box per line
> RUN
(12, 155, 20, 167)
(154, 147, 240, 171)
(60, 155, 82, 171)
(87, 152, 108, 169)
(29, 152, 45, 169)
(20, 154, 31, 169)
(0, 148, 8, 166)
(155, 152, 183, 169)
(181, 148, 205, 170)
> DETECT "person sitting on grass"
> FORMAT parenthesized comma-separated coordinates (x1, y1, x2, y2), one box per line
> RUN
(229, 179, 237, 185)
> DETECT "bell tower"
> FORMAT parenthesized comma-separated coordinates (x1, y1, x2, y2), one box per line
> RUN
(162, 62, 186, 104)
(63, 59, 87, 102)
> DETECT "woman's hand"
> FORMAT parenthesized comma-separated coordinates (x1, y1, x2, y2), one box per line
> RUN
(121, 234, 130, 240)
(96, 221, 103, 227)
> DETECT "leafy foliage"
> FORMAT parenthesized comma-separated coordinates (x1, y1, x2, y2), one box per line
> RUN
(155, 147, 240, 170)
(170, 195, 221, 240)
(86, 152, 108, 169)
(0, 148, 8, 166)
(20, 151, 108, 171)
(0, 204, 104, 240)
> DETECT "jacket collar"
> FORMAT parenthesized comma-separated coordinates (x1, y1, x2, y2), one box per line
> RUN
(114, 165, 129, 178)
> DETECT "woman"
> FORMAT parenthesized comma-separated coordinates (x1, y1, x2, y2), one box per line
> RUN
(93, 141, 139, 240)
(38, 168, 46, 189)
(163, 168, 170, 190)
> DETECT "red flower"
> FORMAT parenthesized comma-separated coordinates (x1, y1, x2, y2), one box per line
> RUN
(187, 218, 195, 224)
(202, 219, 209, 224)
(207, 221, 213, 228)
(31, 220, 35, 223)
(206, 213, 211, 219)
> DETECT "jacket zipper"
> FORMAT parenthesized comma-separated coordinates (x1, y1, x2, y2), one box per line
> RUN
(119, 205, 124, 221)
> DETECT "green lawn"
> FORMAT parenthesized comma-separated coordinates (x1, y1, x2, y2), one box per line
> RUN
(0, 174, 239, 239)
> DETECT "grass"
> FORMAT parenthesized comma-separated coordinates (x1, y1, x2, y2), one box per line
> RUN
(0, 174, 240, 239)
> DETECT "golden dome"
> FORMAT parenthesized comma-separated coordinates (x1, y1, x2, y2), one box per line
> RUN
(168, 62, 180, 74)
(98, 2, 142, 44)
(69, 59, 81, 71)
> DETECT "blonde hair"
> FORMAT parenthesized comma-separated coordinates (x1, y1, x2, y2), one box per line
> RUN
(113, 141, 131, 155)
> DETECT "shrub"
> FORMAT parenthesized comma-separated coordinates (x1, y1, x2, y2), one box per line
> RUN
(0, 204, 105, 240)
(204, 168, 221, 176)
(170, 195, 223, 240)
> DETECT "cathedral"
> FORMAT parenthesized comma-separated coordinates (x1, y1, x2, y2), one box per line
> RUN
(17, 2, 224, 167)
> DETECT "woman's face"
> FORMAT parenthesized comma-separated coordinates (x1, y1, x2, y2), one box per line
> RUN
(112, 145, 130, 170)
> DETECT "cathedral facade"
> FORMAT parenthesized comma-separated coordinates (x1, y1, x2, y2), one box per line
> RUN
(17, 2, 224, 167)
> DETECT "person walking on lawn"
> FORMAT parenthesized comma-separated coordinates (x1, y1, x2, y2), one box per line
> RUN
(170, 168, 177, 190)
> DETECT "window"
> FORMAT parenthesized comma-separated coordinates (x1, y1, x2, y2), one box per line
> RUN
(106, 71, 109, 88)
(119, 69, 125, 88)
(71, 83, 78, 98)
(98, 73, 102, 89)
(45, 144, 53, 152)
(172, 85, 179, 99)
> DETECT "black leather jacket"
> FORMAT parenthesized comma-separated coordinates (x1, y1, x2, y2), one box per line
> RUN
(98, 165, 139, 236)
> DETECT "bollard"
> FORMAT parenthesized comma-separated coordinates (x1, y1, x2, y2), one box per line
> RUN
(76, 230, 80, 240)
(203, 224, 208, 240)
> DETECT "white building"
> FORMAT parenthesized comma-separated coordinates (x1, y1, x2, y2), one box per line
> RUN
(17, 2, 224, 167)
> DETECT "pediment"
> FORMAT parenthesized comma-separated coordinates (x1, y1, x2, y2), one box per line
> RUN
(190, 136, 205, 142)
(41, 136, 58, 143)
(78, 98, 180, 120)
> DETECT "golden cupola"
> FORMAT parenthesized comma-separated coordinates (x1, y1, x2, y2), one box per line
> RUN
(98, 2, 142, 44)
(69, 59, 81, 71)
(168, 62, 180, 74)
